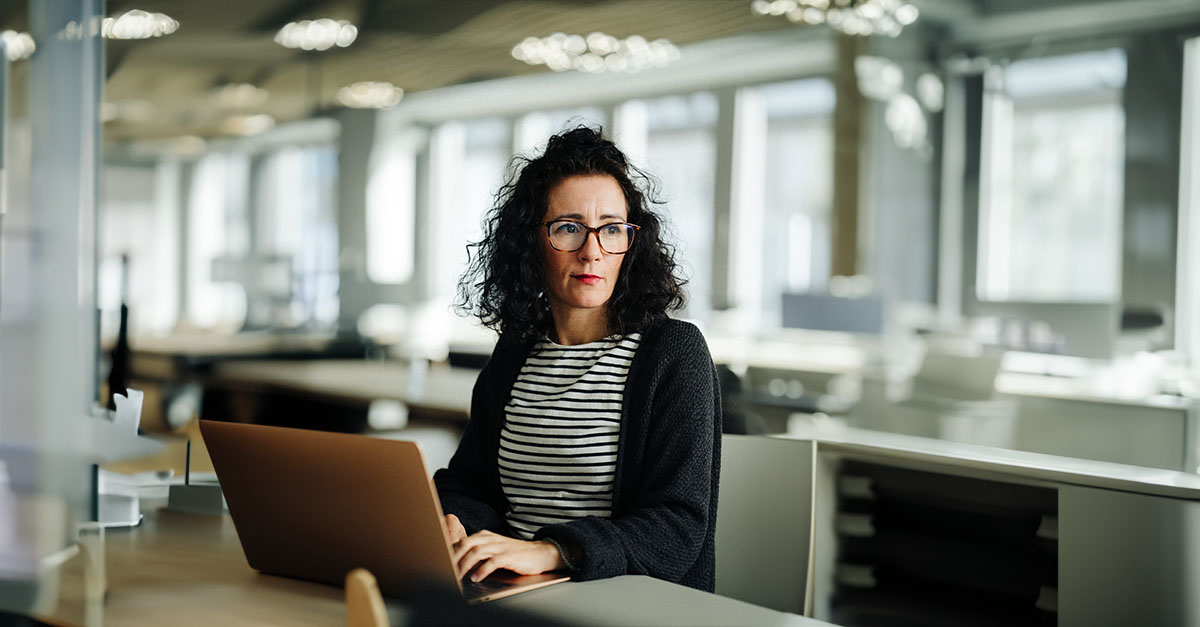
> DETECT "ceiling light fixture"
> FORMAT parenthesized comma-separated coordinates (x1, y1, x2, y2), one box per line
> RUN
(275, 19, 357, 51)
(102, 9, 179, 39)
(100, 99, 157, 123)
(751, 0, 919, 38)
(854, 54, 938, 159)
(214, 83, 269, 109)
(1, 30, 35, 60)
(336, 81, 404, 109)
(172, 135, 207, 156)
(855, 55, 904, 101)
(222, 114, 276, 136)
(512, 32, 680, 74)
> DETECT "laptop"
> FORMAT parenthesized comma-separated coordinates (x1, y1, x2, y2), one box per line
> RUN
(199, 420, 570, 603)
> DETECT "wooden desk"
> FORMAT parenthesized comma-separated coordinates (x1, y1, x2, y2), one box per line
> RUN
(42, 504, 823, 627)
(46, 506, 347, 627)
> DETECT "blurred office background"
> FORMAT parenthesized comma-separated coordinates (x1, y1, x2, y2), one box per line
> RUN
(3, 0, 1200, 624)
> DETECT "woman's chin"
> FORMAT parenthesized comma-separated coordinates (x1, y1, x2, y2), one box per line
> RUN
(558, 292, 612, 312)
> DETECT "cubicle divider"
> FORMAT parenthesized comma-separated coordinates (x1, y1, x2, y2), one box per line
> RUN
(852, 381, 1198, 472)
(714, 434, 816, 615)
(718, 429, 1200, 626)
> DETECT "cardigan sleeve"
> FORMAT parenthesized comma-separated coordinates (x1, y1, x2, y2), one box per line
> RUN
(433, 352, 508, 535)
(534, 322, 718, 584)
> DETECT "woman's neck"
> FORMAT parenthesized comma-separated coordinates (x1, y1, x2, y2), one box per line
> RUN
(549, 304, 610, 346)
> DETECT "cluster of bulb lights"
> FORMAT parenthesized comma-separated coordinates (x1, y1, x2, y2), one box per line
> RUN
(274, 18, 357, 51)
(1, 30, 34, 60)
(512, 32, 680, 74)
(336, 81, 404, 109)
(751, 0, 919, 37)
(6, 9, 178, 60)
(102, 9, 179, 39)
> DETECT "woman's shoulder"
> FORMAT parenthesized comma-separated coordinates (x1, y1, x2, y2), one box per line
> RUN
(636, 318, 711, 358)
(481, 332, 534, 371)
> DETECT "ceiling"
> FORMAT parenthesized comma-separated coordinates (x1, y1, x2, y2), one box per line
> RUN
(5, 0, 816, 143)
(2, 0, 1195, 144)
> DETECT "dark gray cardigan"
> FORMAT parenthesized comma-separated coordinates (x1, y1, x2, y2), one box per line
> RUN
(433, 318, 721, 592)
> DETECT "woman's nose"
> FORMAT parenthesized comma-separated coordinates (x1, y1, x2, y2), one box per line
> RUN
(578, 232, 604, 260)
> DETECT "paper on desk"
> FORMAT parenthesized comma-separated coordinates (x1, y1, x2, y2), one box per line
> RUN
(87, 389, 167, 463)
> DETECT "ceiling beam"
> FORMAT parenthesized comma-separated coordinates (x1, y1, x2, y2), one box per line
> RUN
(0, 2, 27, 31)
(250, 0, 338, 31)
(949, 0, 1200, 51)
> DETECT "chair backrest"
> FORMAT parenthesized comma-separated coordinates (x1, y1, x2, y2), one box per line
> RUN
(714, 435, 816, 615)
(346, 568, 389, 627)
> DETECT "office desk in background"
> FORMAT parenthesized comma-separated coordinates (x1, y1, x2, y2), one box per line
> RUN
(210, 359, 477, 419)
(41, 503, 822, 627)
(115, 333, 362, 431)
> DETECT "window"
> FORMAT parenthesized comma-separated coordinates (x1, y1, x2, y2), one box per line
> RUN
(257, 145, 340, 328)
(366, 132, 420, 285)
(978, 49, 1126, 303)
(186, 152, 249, 328)
(515, 107, 606, 156)
(1179, 37, 1200, 365)
(643, 92, 719, 319)
(430, 118, 512, 301)
(98, 162, 180, 336)
(759, 79, 836, 325)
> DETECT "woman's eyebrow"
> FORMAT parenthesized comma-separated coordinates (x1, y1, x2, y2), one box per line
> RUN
(548, 213, 627, 222)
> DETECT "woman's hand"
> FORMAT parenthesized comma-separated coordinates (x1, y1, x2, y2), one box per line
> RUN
(453, 530, 565, 582)
(443, 514, 467, 545)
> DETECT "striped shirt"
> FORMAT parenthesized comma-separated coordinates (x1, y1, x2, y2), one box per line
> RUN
(500, 333, 642, 539)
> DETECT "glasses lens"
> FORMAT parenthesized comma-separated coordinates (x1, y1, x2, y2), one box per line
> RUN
(547, 221, 635, 253)
(549, 221, 586, 251)
(598, 223, 634, 253)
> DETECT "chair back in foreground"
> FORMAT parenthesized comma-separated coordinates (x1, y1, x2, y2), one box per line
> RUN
(714, 434, 816, 615)
(346, 568, 389, 627)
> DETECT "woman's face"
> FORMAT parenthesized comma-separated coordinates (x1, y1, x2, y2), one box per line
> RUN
(540, 174, 629, 316)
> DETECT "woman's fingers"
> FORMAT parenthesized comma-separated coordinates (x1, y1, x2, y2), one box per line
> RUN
(453, 531, 497, 576)
(443, 514, 467, 544)
(469, 552, 506, 582)
(462, 544, 503, 582)
(452, 533, 561, 582)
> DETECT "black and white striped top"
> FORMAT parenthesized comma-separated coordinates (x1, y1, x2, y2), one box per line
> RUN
(499, 333, 642, 539)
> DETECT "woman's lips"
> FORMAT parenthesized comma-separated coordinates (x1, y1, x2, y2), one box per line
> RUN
(572, 274, 602, 285)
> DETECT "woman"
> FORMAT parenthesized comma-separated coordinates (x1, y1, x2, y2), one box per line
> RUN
(433, 126, 721, 592)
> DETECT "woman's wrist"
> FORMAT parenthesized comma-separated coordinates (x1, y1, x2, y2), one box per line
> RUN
(541, 537, 579, 571)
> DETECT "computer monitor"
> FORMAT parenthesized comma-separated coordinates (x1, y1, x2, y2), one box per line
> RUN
(781, 291, 886, 335)
(965, 300, 1118, 360)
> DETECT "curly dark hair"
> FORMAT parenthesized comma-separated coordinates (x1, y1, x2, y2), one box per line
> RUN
(456, 125, 686, 345)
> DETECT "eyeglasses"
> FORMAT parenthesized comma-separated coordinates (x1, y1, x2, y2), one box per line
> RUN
(544, 220, 640, 254)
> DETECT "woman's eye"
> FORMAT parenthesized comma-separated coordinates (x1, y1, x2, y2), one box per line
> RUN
(555, 223, 578, 234)
(602, 225, 621, 236)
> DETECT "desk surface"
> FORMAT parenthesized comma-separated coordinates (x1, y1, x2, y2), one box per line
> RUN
(212, 359, 477, 417)
(499, 575, 824, 626)
(707, 335, 865, 374)
(126, 332, 339, 358)
(47, 507, 347, 627)
(784, 424, 1200, 501)
(43, 504, 819, 627)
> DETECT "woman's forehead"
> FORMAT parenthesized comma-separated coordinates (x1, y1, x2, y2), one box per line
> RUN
(544, 175, 627, 220)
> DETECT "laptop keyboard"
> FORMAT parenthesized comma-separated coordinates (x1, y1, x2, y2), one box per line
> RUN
(462, 577, 516, 596)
